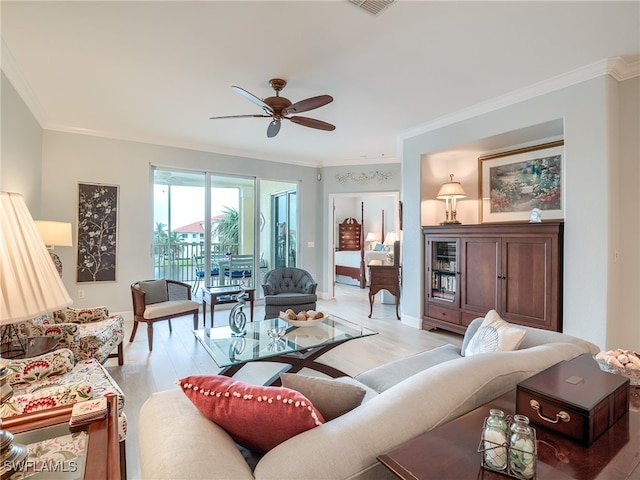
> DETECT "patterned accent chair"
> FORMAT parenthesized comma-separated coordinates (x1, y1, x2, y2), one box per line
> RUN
(18, 306, 124, 365)
(262, 267, 318, 319)
(2, 348, 127, 444)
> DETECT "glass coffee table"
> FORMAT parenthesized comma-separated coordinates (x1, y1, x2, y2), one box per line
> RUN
(194, 315, 377, 384)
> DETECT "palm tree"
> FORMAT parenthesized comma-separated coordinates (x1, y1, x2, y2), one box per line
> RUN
(213, 206, 239, 254)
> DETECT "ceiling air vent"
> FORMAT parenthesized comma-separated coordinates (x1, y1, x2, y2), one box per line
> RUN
(349, 0, 395, 16)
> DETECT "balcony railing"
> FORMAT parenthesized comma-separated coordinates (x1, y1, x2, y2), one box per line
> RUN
(153, 242, 258, 289)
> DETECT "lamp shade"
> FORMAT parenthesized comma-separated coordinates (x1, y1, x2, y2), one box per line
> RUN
(365, 232, 377, 243)
(384, 232, 398, 246)
(436, 177, 467, 199)
(35, 221, 73, 248)
(0, 192, 72, 324)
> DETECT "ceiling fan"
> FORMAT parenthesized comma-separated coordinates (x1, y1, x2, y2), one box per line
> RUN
(210, 78, 335, 138)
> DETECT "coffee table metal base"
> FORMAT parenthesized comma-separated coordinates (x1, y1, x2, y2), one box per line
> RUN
(218, 340, 351, 385)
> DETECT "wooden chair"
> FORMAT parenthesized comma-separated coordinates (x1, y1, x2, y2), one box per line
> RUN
(130, 279, 199, 351)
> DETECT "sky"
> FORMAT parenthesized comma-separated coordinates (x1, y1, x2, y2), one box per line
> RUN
(154, 185, 239, 231)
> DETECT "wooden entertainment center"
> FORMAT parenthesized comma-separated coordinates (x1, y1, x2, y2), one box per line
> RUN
(423, 222, 563, 333)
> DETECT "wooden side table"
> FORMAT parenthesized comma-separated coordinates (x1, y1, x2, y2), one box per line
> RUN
(201, 285, 255, 328)
(4, 395, 121, 479)
(368, 264, 400, 320)
(378, 389, 640, 479)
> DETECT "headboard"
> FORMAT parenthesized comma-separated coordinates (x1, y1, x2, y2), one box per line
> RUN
(338, 217, 362, 251)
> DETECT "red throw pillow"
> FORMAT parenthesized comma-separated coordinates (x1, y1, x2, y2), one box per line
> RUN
(178, 375, 325, 452)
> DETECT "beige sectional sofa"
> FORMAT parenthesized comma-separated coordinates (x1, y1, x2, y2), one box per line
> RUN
(138, 317, 599, 480)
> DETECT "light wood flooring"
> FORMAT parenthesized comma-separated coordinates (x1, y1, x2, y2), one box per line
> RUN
(105, 284, 462, 479)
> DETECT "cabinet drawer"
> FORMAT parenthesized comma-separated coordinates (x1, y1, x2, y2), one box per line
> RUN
(427, 304, 460, 325)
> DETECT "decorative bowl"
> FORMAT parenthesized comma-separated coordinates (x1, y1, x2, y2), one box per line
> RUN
(266, 327, 287, 340)
(278, 312, 329, 327)
(594, 354, 640, 386)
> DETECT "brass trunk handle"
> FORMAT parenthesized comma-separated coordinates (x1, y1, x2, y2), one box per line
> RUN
(530, 399, 571, 423)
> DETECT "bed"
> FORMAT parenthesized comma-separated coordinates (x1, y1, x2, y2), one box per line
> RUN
(335, 205, 389, 288)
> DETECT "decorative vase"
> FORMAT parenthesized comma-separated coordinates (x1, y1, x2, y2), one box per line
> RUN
(509, 414, 536, 479)
(483, 409, 508, 471)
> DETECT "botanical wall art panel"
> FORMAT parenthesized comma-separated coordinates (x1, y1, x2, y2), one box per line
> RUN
(76, 182, 119, 283)
(479, 141, 564, 223)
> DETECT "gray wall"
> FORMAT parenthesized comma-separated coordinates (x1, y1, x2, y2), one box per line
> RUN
(402, 75, 639, 350)
(39, 131, 322, 311)
(1, 72, 42, 214)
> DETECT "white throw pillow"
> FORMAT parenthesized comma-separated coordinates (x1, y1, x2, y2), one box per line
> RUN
(464, 310, 526, 356)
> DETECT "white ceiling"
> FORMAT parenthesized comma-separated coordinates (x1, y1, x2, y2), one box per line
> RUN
(2, 1, 639, 167)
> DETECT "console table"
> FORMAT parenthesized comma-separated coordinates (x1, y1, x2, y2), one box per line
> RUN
(378, 389, 640, 479)
(368, 263, 400, 320)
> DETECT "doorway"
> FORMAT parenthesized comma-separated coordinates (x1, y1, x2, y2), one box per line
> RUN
(327, 191, 400, 300)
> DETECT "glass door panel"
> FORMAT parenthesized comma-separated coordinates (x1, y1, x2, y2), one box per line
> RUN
(430, 240, 458, 303)
(259, 181, 298, 288)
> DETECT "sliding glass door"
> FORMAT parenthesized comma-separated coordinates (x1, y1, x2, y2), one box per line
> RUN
(259, 180, 298, 279)
(153, 168, 256, 291)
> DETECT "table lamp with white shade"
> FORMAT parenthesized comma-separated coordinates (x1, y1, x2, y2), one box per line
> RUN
(365, 232, 378, 250)
(436, 174, 466, 225)
(0, 192, 73, 477)
(0, 192, 72, 355)
(35, 220, 73, 277)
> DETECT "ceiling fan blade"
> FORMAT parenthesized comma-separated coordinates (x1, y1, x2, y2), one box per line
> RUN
(288, 116, 336, 131)
(267, 119, 281, 138)
(282, 95, 333, 116)
(209, 114, 271, 120)
(232, 86, 274, 114)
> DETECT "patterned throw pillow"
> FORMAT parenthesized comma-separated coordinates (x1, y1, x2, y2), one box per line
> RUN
(464, 310, 526, 356)
(178, 375, 324, 452)
(280, 373, 366, 420)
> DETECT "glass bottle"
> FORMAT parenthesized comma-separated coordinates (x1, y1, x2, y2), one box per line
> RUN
(509, 414, 536, 478)
(483, 409, 508, 470)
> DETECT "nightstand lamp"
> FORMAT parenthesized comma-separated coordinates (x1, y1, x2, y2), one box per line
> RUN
(437, 174, 466, 225)
(34, 220, 73, 277)
(365, 232, 378, 250)
(384, 232, 400, 266)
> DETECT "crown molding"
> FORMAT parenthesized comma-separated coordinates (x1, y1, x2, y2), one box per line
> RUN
(1, 40, 48, 126)
(607, 56, 640, 81)
(399, 56, 640, 141)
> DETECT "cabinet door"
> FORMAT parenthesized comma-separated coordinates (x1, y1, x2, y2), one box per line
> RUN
(460, 237, 500, 315)
(501, 236, 554, 328)
(426, 237, 459, 306)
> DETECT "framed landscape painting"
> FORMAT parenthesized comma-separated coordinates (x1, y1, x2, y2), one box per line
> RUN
(479, 141, 564, 223)
(76, 182, 119, 283)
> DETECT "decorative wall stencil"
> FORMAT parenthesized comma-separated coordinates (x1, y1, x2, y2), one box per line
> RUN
(76, 182, 119, 283)
(335, 171, 394, 184)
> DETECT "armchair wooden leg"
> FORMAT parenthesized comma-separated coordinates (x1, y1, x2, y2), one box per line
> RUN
(117, 343, 124, 365)
(129, 320, 139, 343)
(147, 323, 154, 351)
(193, 312, 198, 330)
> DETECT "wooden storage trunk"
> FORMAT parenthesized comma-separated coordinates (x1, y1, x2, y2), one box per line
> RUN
(516, 354, 629, 446)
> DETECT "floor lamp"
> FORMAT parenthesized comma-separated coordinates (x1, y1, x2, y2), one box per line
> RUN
(0, 192, 73, 478)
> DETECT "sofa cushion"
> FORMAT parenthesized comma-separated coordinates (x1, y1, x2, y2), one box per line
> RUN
(280, 373, 366, 420)
(138, 280, 168, 304)
(355, 343, 462, 393)
(464, 310, 526, 356)
(178, 375, 324, 453)
(143, 300, 199, 319)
